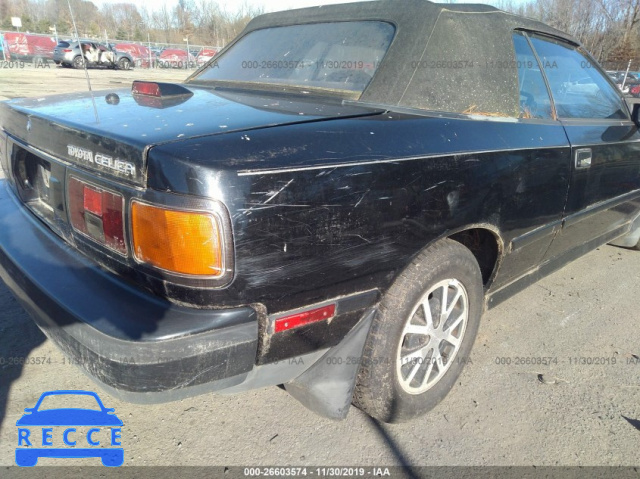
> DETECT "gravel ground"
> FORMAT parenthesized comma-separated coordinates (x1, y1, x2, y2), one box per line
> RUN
(0, 63, 188, 102)
(0, 65, 639, 472)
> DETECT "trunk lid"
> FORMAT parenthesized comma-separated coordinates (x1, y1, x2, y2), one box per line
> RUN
(0, 85, 384, 187)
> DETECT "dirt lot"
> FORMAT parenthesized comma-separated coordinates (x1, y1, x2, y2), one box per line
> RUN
(0, 65, 639, 473)
(0, 63, 188, 102)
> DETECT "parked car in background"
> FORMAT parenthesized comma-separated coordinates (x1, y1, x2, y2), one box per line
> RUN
(625, 74, 640, 97)
(150, 47, 163, 58)
(3, 33, 56, 62)
(196, 47, 218, 67)
(158, 48, 196, 68)
(618, 72, 639, 85)
(2, 0, 640, 425)
(114, 43, 153, 68)
(629, 83, 640, 97)
(607, 71, 640, 93)
(53, 41, 134, 70)
(0, 33, 7, 60)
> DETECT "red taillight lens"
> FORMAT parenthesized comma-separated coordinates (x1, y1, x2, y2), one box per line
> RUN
(83, 185, 103, 215)
(63, 49, 72, 53)
(69, 177, 126, 254)
(274, 304, 336, 333)
(132, 81, 161, 97)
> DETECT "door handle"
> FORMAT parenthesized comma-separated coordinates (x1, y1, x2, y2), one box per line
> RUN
(575, 148, 592, 169)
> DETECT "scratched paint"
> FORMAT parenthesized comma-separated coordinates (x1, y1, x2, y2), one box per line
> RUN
(142, 110, 576, 319)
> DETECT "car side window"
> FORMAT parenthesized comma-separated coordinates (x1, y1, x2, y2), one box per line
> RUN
(512, 33, 553, 119)
(529, 35, 628, 120)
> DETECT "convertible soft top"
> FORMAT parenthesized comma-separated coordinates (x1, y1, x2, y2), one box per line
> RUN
(239, 0, 577, 116)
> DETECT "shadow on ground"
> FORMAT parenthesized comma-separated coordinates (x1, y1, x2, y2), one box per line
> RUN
(364, 413, 422, 477)
(0, 283, 46, 429)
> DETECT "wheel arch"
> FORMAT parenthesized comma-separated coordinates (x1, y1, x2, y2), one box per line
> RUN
(446, 224, 504, 289)
(398, 223, 504, 291)
(380, 223, 505, 300)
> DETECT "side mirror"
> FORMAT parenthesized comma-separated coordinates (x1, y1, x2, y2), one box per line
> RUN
(632, 103, 640, 127)
(625, 98, 640, 127)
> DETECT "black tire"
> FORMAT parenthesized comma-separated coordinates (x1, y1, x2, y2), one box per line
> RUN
(118, 57, 131, 70)
(353, 238, 484, 423)
(72, 55, 85, 69)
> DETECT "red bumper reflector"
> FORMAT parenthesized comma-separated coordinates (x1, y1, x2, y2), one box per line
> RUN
(274, 304, 336, 333)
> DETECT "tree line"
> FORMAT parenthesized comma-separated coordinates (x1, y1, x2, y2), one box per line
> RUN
(0, 0, 638, 67)
(495, 0, 640, 69)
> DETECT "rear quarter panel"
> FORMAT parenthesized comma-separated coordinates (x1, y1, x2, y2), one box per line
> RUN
(146, 112, 572, 313)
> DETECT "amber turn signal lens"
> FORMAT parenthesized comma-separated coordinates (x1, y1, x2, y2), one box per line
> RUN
(131, 202, 224, 276)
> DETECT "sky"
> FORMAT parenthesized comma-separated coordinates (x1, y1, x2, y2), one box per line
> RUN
(93, 0, 532, 15)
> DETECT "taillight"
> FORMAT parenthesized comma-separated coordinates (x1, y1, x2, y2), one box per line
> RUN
(63, 49, 72, 53)
(132, 81, 161, 97)
(68, 177, 126, 254)
(131, 201, 224, 277)
(131, 81, 193, 99)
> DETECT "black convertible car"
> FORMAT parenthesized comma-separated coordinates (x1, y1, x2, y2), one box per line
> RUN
(1, 0, 640, 423)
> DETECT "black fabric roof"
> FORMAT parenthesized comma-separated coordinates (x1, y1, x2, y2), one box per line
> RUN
(236, 0, 579, 116)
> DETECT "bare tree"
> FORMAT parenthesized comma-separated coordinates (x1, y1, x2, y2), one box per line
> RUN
(496, 0, 640, 65)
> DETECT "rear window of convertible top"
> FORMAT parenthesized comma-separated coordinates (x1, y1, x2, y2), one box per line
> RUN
(192, 21, 395, 96)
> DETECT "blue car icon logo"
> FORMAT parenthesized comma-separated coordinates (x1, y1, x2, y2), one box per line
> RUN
(15, 390, 123, 467)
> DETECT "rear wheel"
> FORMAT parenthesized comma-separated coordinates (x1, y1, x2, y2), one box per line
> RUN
(353, 239, 484, 423)
(118, 57, 131, 70)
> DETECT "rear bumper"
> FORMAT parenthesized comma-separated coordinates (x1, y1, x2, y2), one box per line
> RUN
(0, 181, 260, 398)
